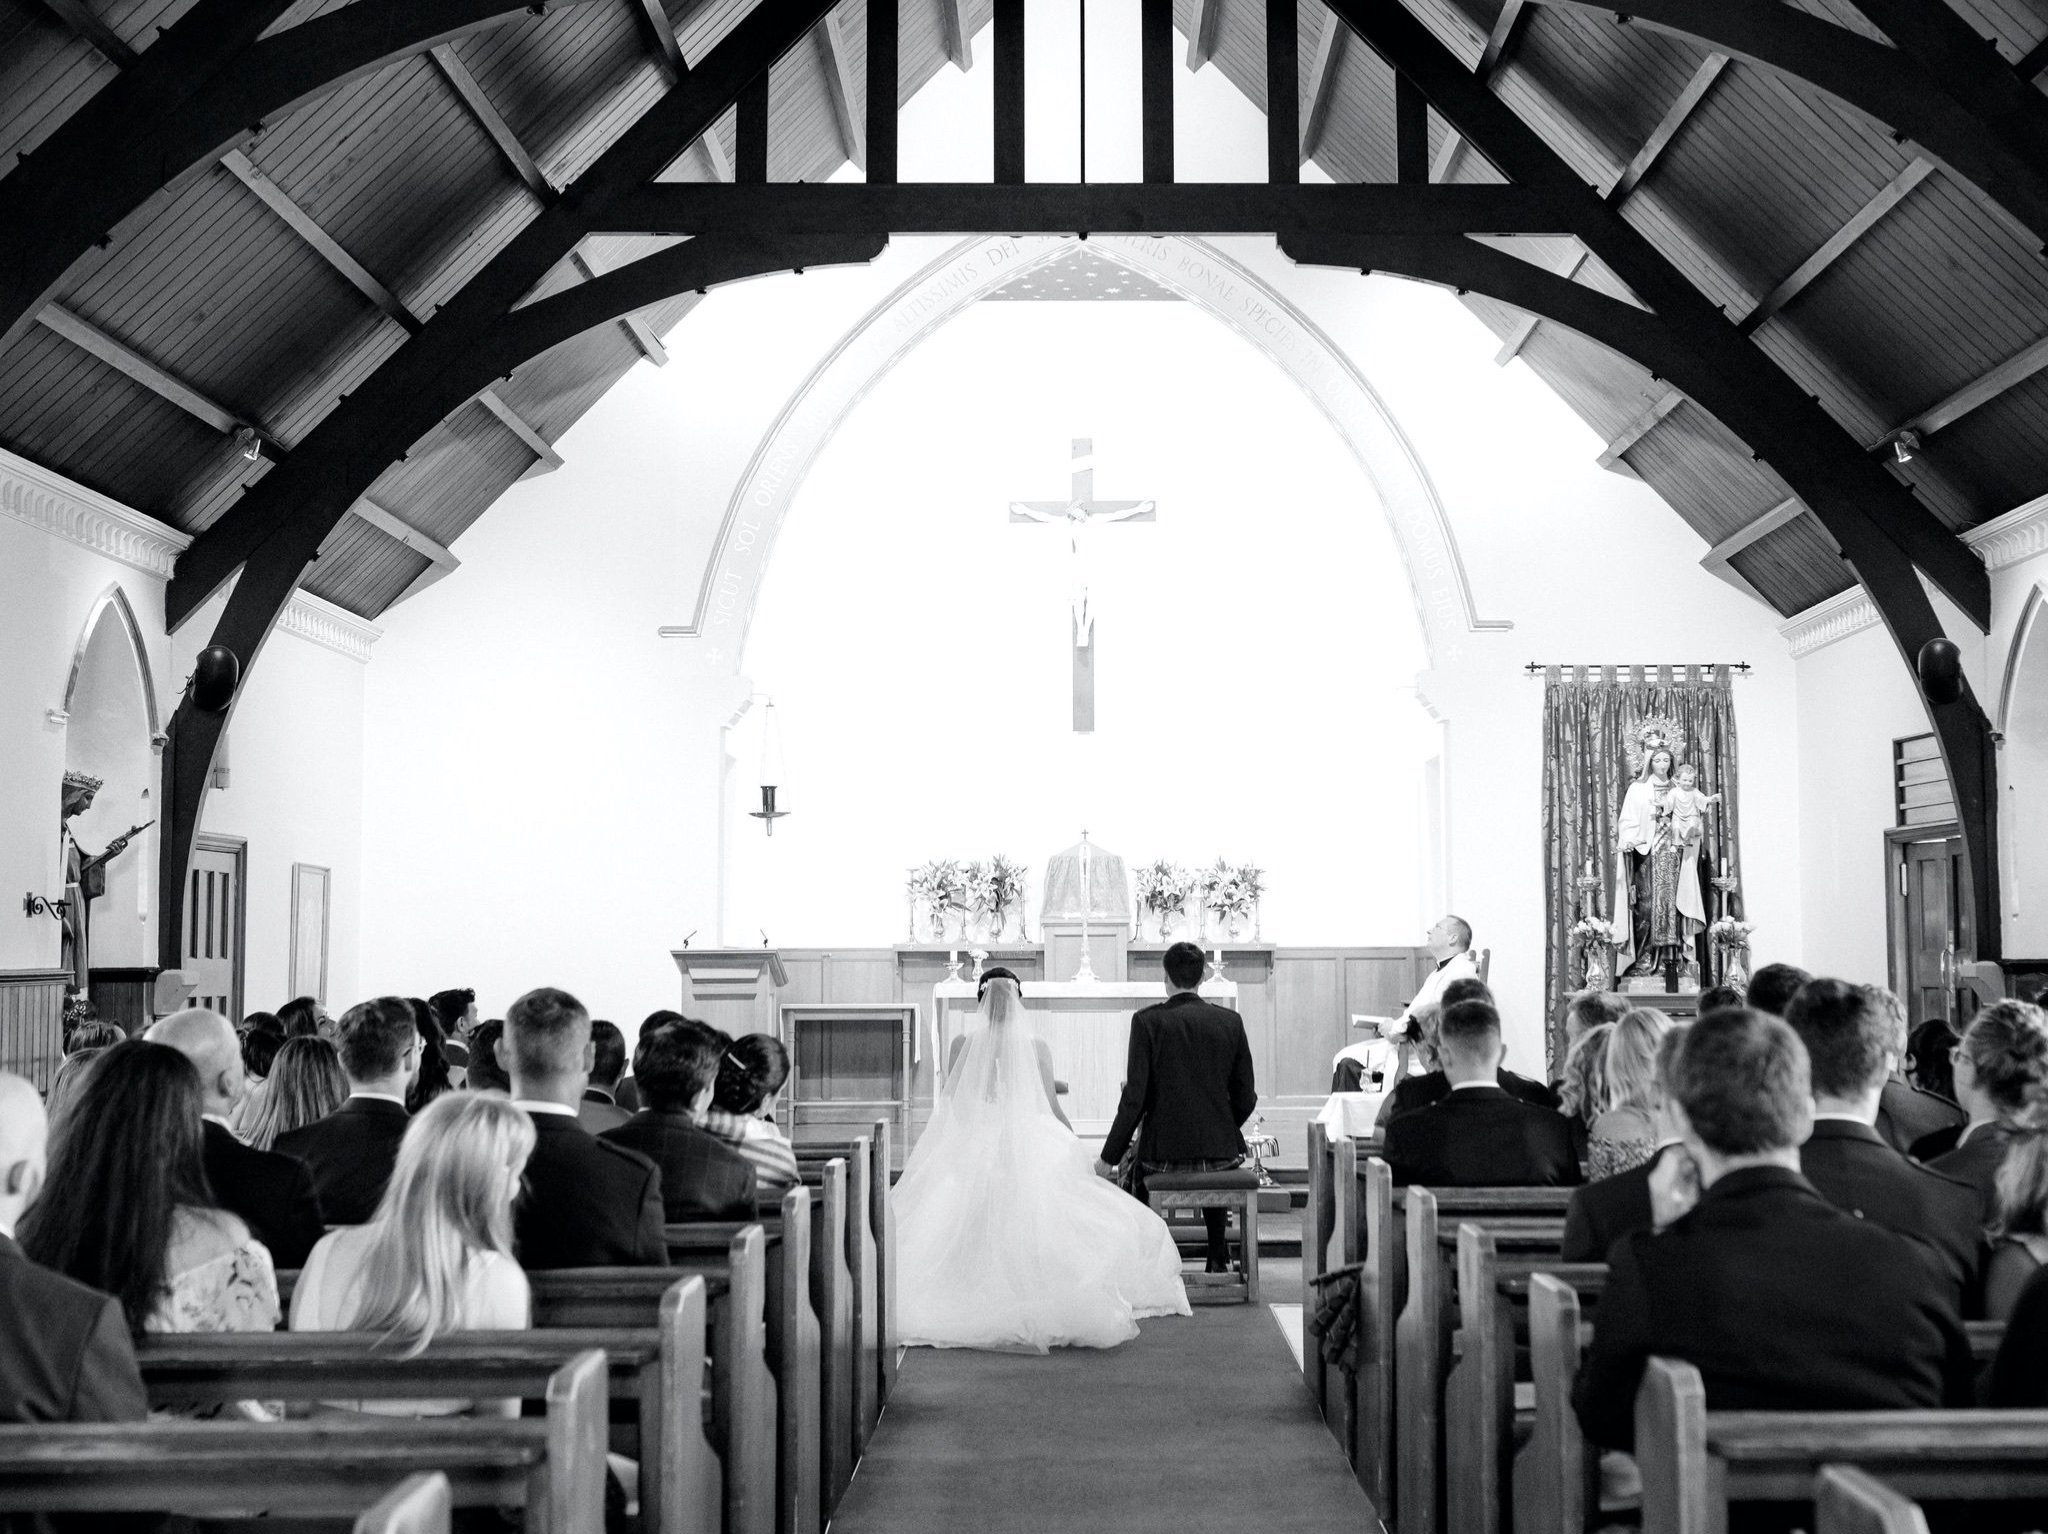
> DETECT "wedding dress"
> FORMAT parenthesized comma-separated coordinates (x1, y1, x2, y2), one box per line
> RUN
(895, 977, 1191, 1352)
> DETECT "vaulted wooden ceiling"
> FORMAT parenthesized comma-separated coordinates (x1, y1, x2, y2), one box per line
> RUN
(3, 0, 2045, 625)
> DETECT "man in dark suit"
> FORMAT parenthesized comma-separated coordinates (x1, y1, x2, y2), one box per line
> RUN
(1376, 977, 1561, 1129)
(602, 1019, 757, 1221)
(1562, 1020, 1692, 1261)
(504, 987, 667, 1268)
(1783, 978, 1984, 1306)
(274, 996, 418, 1225)
(147, 1007, 324, 1267)
(1382, 1000, 1581, 1188)
(1097, 942, 1258, 1271)
(1573, 1008, 1974, 1453)
(0, 1072, 146, 1424)
(1743, 962, 1810, 1018)
(578, 1019, 632, 1135)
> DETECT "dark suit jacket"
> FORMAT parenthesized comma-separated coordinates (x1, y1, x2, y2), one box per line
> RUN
(578, 1087, 631, 1136)
(516, 1109, 667, 1269)
(1987, 1259, 2048, 1406)
(1561, 1142, 1676, 1262)
(601, 1111, 758, 1222)
(1799, 1118, 1985, 1304)
(1379, 1067, 1561, 1126)
(201, 1118, 325, 1268)
(0, 1235, 145, 1423)
(1877, 1078, 1966, 1155)
(1928, 1122, 2016, 1209)
(1382, 1084, 1582, 1188)
(1573, 1166, 1974, 1452)
(274, 1096, 411, 1226)
(1100, 992, 1257, 1167)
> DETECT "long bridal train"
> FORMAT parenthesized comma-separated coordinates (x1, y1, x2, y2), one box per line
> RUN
(894, 976, 1190, 1353)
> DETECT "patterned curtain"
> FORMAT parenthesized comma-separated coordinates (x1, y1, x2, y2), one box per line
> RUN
(1541, 665, 1743, 1073)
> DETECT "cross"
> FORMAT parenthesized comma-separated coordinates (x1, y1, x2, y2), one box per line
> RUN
(1009, 438, 1156, 733)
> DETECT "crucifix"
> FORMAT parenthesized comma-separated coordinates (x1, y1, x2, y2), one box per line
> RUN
(1009, 438, 1156, 733)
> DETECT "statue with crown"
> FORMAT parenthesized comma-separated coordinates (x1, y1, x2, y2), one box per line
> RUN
(1611, 719, 1716, 991)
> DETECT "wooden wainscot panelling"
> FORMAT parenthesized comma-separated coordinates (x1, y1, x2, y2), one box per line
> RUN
(0, 970, 70, 1090)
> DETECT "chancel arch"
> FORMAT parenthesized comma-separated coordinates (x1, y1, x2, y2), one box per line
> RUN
(669, 233, 1510, 676)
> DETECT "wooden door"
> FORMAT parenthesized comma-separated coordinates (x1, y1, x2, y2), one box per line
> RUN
(1890, 827, 1965, 1028)
(185, 836, 245, 1020)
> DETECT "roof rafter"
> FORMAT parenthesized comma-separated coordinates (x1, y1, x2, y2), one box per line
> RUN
(1700, 495, 1811, 605)
(1186, 0, 1220, 71)
(1537, 0, 2048, 253)
(816, 10, 867, 170)
(476, 389, 564, 476)
(1604, 52, 1726, 205)
(939, 0, 972, 71)
(432, 44, 554, 200)
(626, 0, 685, 82)
(1884, 332, 2048, 447)
(320, 494, 462, 606)
(38, 0, 136, 67)
(1737, 157, 1934, 336)
(1301, 8, 1347, 164)
(36, 302, 277, 454)
(569, 249, 667, 364)
(1432, 0, 1529, 182)
(1595, 389, 1683, 473)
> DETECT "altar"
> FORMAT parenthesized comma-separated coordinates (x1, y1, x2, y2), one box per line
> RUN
(929, 973, 1240, 1136)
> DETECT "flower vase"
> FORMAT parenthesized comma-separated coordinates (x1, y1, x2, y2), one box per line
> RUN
(1582, 943, 1611, 993)
(1720, 944, 1750, 993)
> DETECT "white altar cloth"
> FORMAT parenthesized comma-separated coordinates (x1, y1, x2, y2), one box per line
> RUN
(1315, 1092, 1389, 1139)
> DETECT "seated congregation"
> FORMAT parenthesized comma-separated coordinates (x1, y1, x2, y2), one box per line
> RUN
(0, 983, 824, 1531)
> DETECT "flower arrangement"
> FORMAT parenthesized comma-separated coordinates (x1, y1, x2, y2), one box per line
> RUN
(1209, 861, 1265, 920)
(1135, 858, 1192, 916)
(1571, 916, 1618, 948)
(959, 860, 997, 922)
(906, 859, 965, 916)
(1709, 917, 1753, 949)
(988, 856, 1028, 924)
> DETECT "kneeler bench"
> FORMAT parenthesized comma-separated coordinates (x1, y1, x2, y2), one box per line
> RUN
(1147, 1169, 1261, 1304)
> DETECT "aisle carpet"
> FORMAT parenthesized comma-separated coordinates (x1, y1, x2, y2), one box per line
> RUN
(827, 1296, 1374, 1533)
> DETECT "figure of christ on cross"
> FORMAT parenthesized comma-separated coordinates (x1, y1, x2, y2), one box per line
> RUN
(1009, 438, 1156, 733)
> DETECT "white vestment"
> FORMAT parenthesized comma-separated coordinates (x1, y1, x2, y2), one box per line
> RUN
(894, 980, 1189, 1352)
(1332, 950, 1480, 1070)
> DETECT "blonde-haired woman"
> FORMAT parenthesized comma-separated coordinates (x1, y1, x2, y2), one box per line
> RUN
(1587, 1008, 1672, 1180)
(290, 1091, 535, 1415)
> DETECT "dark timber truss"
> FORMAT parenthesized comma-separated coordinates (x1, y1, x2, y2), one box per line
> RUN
(0, 0, 2009, 972)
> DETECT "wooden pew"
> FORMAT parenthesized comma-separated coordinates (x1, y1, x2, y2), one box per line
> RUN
(532, 1232, 777, 1534)
(136, 1282, 717, 1534)
(355, 1471, 451, 1534)
(1393, 1187, 1567, 1534)
(1304, 1121, 1334, 1417)
(1815, 1465, 1931, 1534)
(797, 1128, 885, 1442)
(0, 1349, 606, 1532)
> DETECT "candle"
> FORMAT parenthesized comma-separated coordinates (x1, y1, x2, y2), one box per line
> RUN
(1585, 858, 1594, 879)
(1720, 856, 1728, 877)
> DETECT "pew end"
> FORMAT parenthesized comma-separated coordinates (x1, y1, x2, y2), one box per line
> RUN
(355, 1471, 452, 1534)
(1635, 1357, 1712, 1534)
(1815, 1466, 1931, 1534)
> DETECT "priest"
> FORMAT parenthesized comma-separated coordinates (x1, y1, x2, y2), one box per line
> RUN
(1329, 915, 1479, 1092)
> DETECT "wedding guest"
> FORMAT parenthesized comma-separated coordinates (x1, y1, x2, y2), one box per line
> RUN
(22, 1041, 280, 1334)
(1906, 1017, 1962, 1104)
(291, 1092, 534, 1416)
(43, 1046, 104, 1132)
(240, 1037, 347, 1151)
(506, 988, 666, 1267)
(429, 988, 475, 1071)
(1587, 1008, 1672, 1179)
(1375, 978, 1559, 1129)
(1743, 963, 1810, 1018)
(617, 1011, 688, 1112)
(1552, 990, 1628, 1089)
(702, 1034, 800, 1193)
(1562, 1023, 1690, 1262)
(230, 1012, 284, 1139)
(278, 995, 331, 1040)
(64, 1020, 122, 1055)
(1783, 979, 1983, 1305)
(1869, 986, 1965, 1153)
(405, 998, 455, 1115)
(1985, 1127, 2048, 1319)
(1695, 984, 1743, 1014)
(277, 997, 419, 1226)
(1572, 1008, 1972, 1453)
(578, 1020, 631, 1134)
(148, 1008, 324, 1269)
(464, 1020, 511, 1093)
(1559, 1022, 1614, 1133)
(603, 1018, 759, 1221)
(0, 1071, 147, 1424)
(1382, 1000, 1580, 1187)
(1918, 1000, 2048, 1199)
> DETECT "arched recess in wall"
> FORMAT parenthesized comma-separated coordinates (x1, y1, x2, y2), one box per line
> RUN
(61, 585, 160, 969)
(664, 235, 1510, 674)
(2000, 584, 2048, 956)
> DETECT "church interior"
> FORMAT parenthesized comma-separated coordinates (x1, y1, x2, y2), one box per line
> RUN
(5, 0, 2048, 1529)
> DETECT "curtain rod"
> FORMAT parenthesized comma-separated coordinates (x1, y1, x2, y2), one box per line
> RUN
(1522, 662, 1753, 676)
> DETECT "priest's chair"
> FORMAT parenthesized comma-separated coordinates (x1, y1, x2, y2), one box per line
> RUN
(1145, 1169, 1261, 1304)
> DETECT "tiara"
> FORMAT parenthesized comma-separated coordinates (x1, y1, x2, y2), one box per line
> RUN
(62, 770, 103, 791)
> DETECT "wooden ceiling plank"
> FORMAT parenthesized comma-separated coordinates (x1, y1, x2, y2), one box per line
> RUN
(627, 0, 684, 81)
(475, 387, 564, 475)
(1186, 0, 1220, 71)
(1699, 496, 1812, 606)
(1301, 7, 1346, 164)
(431, 44, 554, 200)
(1596, 389, 1684, 470)
(939, 0, 972, 71)
(1738, 157, 1934, 335)
(1891, 332, 2048, 442)
(569, 249, 666, 364)
(219, 150, 420, 333)
(36, 302, 257, 440)
(816, 9, 866, 170)
(1605, 52, 1728, 205)
(37, 0, 136, 67)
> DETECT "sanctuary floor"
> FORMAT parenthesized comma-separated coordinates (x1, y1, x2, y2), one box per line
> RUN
(829, 1261, 1372, 1534)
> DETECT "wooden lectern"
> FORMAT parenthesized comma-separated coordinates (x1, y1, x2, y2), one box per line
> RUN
(671, 948, 788, 1041)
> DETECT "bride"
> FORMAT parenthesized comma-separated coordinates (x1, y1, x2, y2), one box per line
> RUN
(895, 968, 1191, 1352)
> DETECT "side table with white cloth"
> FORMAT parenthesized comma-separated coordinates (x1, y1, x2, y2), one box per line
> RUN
(1315, 1092, 1388, 1140)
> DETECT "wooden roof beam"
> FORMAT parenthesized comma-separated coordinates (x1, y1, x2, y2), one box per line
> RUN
(431, 44, 554, 200)
(939, 0, 972, 71)
(627, 0, 685, 82)
(1301, 9, 1347, 165)
(1603, 52, 1726, 205)
(37, 302, 277, 455)
(1186, 0, 1220, 72)
(475, 389, 564, 477)
(700, 122, 734, 181)
(1428, 0, 1527, 183)
(38, 0, 136, 67)
(220, 150, 420, 333)
(1699, 495, 1813, 605)
(816, 10, 866, 170)
(1535, 0, 2048, 254)
(569, 249, 667, 364)
(1737, 158, 1933, 336)
(1496, 248, 1586, 363)
(342, 496, 463, 608)
(1596, 390, 1683, 474)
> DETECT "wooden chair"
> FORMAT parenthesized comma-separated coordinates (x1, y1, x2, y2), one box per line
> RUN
(1145, 1167, 1261, 1303)
(0, 1350, 607, 1533)
(1815, 1465, 1931, 1534)
(355, 1472, 452, 1534)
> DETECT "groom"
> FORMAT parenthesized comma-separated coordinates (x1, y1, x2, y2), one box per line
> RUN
(1096, 942, 1258, 1272)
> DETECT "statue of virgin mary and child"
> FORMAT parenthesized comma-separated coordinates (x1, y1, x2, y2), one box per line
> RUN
(1611, 726, 1718, 985)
